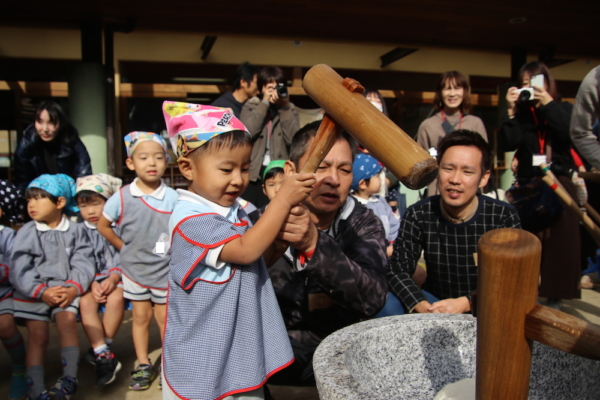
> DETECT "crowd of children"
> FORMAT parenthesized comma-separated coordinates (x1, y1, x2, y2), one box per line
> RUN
(0, 100, 406, 400)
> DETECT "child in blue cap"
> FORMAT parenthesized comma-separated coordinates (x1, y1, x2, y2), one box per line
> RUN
(351, 153, 399, 257)
(10, 174, 95, 400)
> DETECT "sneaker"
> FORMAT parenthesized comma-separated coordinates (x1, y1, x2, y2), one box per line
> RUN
(157, 364, 162, 390)
(128, 364, 155, 391)
(9, 372, 28, 400)
(47, 376, 77, 400)
(81, 347, 96, 366)
(95, 351, 122, 386)
(33, 391, 52, 400)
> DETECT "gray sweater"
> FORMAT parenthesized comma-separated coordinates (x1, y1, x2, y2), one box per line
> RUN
(571, 66, 600, 169)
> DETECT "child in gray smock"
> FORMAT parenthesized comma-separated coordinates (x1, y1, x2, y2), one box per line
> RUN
(10, 174, 95, 400)
(76, 173, 124, 387)
(0, 180, 28, 400)
(351, 153, 399, 258)
(97, 132, 178, 391)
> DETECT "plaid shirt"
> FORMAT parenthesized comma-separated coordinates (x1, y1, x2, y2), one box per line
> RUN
(387, 195, 521, 311)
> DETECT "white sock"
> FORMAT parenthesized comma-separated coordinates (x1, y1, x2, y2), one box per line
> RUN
(94, 344, 109, 356)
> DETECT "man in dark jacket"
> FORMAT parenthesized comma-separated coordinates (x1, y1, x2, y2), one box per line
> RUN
(267, 121, 388, 386)
(211, 62, 259, 118)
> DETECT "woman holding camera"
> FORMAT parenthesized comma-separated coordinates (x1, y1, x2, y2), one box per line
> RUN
(13, 100, 92, 193)
(499, 61, 580, 308)
(417, 70, 488, 196)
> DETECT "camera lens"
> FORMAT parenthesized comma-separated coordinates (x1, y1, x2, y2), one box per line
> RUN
(519, 90, 531, 102)
(277, 83, 289, 99)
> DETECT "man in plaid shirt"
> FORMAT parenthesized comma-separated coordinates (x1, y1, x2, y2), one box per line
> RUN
(385, 130, 521, 315)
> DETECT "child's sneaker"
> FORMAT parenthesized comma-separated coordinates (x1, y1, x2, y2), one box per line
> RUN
(95, 351, 122, 386)
(128, 364, 154, 391)
(8, 372, 28, 400)
(81, 347, 96, 365)
(33, 391, 52, 400)
(47, 376, 77, 399)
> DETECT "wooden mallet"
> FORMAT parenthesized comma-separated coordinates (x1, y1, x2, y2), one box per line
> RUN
(300, 64, 437, 189)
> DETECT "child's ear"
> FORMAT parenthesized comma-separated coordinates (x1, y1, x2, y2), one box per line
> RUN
(178, 157, 194, 181)
(56, 197, 67, 210)
(125, 157, 135, 171)
(284, 160, 296, 177)
(358, 179, 368, 191)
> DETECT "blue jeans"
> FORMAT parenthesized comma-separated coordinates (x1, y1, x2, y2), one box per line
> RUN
(374, 290, 440, 317)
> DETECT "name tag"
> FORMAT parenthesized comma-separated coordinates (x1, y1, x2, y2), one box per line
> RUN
(532, 154, 547, 166)
(308, 293, 336, 311)
(155, 242, 165, 254)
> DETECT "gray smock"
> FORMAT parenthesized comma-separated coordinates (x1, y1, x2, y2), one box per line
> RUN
(9, 218, 95, 300)
(0, 226, 16, 301)
(82, 222, 121, 281)
(117, 187, 172, 289)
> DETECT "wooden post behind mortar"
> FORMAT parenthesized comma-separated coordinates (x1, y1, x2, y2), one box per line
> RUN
(476, 228, 541, 400)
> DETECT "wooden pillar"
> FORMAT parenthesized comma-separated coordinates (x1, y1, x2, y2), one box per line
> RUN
(476, 228, 541, 399)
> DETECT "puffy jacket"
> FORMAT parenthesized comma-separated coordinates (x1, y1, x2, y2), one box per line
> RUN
(266, 196, 388, 349)
(14, 124, 92, 193)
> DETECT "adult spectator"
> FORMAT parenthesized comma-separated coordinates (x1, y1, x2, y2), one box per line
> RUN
(417, 71, 488, 196)
(211, 61, 259, 118)
(13, 101, 92, 193)
(267, 121, 388, 385)
(240, 66, 300, 207)
(570, 66, 600, 169)
(384, 130, 520, 315)
(499, 61, 580, 309)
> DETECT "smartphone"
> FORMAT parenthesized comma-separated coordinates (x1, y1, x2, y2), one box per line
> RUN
(530, 74, 544, 89)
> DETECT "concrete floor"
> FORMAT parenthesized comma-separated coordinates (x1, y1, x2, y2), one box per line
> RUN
(2, 281, 599, 400)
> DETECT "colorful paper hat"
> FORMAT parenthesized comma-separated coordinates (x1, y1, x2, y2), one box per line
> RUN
(76, 173, 122, 199)
(162, 101, 249, 159)
(123, 131, 169, 158)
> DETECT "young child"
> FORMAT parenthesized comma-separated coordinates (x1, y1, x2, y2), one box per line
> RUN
(10, 174, 95, 400)
(76, 173, 124, 387)
(97, 132, 178, 391)
(248, 159, 285, 223)
(161, 102, 315, 400)
(351, 153, 399, 257)
(0, 180, 28, 400)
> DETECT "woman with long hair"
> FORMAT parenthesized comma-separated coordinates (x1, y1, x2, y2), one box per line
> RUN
(14, 101, 92, 193)
(417, 71, 488, 196)
(499, 61, 580, 308)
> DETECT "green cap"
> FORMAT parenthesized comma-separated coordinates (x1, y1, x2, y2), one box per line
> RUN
(263, 160, 287, 180)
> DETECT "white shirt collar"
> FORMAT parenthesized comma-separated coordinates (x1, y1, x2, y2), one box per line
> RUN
(130, 178, 167, 200)
(352, 194, 379, 205)
(176, 189, 238, 218)
(84, 220, 97, 230)
(35, 215, 70, 232)
(0, 225, 4, 232)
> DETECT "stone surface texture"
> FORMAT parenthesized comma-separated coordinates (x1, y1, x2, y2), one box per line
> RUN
(314, 314, 600, 400)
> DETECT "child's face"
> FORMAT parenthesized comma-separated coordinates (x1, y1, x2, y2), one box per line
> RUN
(365, 173, 382, 196)
(77, 195, 106, 225)
(125, 141, 167, 184)
(27, 195, 62, 222)
(188, 144, 252, 207)
(262, 173, 285, 201)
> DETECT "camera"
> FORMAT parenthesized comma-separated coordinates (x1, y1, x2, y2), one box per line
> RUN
(516, 87, 534, 102)
(276, 82, 288, 99)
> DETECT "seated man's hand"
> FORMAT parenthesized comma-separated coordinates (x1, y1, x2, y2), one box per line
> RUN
(428, 296, 471, 314)
(278, 205, 318, 254)
(413, 300, 439, 313)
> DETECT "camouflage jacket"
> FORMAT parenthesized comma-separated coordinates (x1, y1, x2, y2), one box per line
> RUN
(267, 196, 388, 349)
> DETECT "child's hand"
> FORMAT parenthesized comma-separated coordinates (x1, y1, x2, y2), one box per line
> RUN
(274, 173, 316, 208)
(91, 282, 107, 303)
(100, 274, 120, 296)
(41, 286, 65, 307)
(57, 287, 78, 309)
